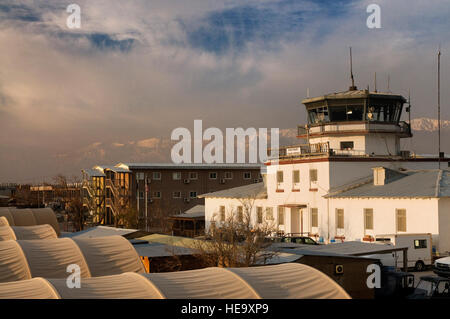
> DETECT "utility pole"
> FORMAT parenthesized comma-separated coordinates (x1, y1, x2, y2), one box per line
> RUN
(145, 174, 148, 232)
(438, 47, 441, 169)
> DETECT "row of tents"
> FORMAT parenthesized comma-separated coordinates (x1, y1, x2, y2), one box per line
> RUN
(0, 207, 351, 299)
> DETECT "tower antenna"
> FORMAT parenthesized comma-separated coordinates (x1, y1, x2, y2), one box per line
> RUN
(349, 47, 357, 91)
(374, 72, 377, 92)
(438, 46, 441, 169)
(387, 74, 390, 92)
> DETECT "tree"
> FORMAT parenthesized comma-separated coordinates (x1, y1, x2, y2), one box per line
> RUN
(190, 198, 277, 268)
(115, 205, 139, 229)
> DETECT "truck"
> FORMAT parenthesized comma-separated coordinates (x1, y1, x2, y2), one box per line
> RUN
(375, 233, 433, 271)
(433, 256, 450, 278)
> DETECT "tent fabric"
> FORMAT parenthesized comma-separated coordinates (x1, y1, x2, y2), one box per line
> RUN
(144, 267, 260, 299)
(72, 236, 145, 276)
(48, 272, 163, 299)
(228, 263, 350, 299)
(0, 226, 17, 241)
(0, 216, 9, 227)
(0, 208, 60, 235)
(0, 241, 31, 283)
(0, 264, 351, 299)
(11, 225, 58, 240)
(0, 277, 60, 299)
(0, 236, 145, 283)
(10, 209, 37, 226)
(0, 210, 14, 226)
(19, 238, 92, 279)
(29, 208, 61, 236)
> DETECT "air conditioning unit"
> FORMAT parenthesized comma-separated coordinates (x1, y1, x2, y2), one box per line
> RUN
(335, 265, 344, 274)
(220, 179, 226, 184)
(183, 179, 190, 184)
(146, 178, 151, 184)
(149, 199, 153, 203)
(184, 198, 190, 203)
(253, 179, 260, 183)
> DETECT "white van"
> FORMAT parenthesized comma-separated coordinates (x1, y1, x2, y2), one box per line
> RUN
(375, 233, 433, 271)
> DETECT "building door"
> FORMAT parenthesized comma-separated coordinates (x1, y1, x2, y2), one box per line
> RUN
(290, 208, 302, 235)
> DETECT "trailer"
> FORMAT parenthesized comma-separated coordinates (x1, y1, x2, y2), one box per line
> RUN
(375, 233, 433, 271)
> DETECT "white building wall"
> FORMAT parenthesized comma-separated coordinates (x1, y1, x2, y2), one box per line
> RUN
(328, 197, 440, 247)
(438, 198, 450, 253)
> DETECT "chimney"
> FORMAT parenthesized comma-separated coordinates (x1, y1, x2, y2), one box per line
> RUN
(372, 167, 386, 186)
(260, 166, 268, 187)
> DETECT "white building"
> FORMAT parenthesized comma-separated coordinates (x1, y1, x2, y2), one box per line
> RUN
(200, 87, 450, 254)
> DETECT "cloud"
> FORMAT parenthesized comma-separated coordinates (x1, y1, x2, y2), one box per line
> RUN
(0, 0, 449, 182)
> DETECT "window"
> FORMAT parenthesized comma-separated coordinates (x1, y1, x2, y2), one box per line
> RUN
(257, 207, 263, 224)
(293, 170, 300, 184)
(336, 209, 344, 229)
(209, 172, 217, 180)
(311, 208, 318, 227)
(364, 209, 374, 230)
(189, 172, 198, 180)
(243, 172, 251, 179)
(414, 239, 427, 249)
(189, 191, 197, 198)
(152, 191, 161, 199)
(396, 209, 407, 232)
(278, 207, 285, 225)
(172, 172, 181, 180)
(266, 207, 274, 220)
(172, 191, 181, 199)
(310, 169, 318, 183)
(277, 171, 284, 184)
(237, 206, 243, 222)
(136, 172, 144, 181)
(340, 141, 354, 150)
(219, 206, 225, 222)
(224, 172, 233, 179)
(152, 172, 161, 180)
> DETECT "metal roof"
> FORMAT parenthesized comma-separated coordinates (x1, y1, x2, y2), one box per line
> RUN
(198, 182, 267, 199)
(278, 241, 408, 256)
(132, 242, 195, 257)
(326, 169, 450, 198)
(95, 165, 131, 173)
(302, 89, 406, 104)
(117, 163, 262, 170)
(82, 168, 105, 177)
(62, 226, 138, 238)
(170, 205, 205, 219)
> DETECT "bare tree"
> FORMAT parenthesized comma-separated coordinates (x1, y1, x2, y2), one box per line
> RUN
(115, 205, 139, 229)
(190, 198, 277, 268)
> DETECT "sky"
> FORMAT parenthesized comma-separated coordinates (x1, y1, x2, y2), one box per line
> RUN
(0, 0, 449, 183)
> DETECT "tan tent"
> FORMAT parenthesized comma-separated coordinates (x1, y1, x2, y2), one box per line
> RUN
(0, 208, 60, 235)
(0, 236, 144, 283)
(72, 236, 145, 277)
(0, 263, 350, 299)
(0, 217, 9, 227)
(0, 225, 57, 241)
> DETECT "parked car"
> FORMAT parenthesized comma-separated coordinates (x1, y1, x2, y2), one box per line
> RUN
(407, 276, 450, 299)
(280, 236, 319, 245)
(433, 256, 450, 278)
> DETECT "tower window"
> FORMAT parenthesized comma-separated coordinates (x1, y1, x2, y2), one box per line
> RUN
(340, 141, 354, 150)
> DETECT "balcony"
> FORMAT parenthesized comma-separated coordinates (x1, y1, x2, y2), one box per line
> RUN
(297, 121, 412, 138)
(269, 142, 331, 160)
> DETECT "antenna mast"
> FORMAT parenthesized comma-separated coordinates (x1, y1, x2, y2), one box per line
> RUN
(438, 47, 441, 169)
(374, 72, 377, 92)
(349, 47, 357, 91)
